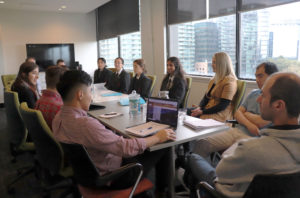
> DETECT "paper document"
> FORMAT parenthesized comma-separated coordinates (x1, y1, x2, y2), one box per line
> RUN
(125, 121, 170, 137)
(183, 115, 225, 130)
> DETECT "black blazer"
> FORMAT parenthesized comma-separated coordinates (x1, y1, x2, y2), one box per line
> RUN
(160, 75, 187, 108)
(93, 67, 113, 84)
(106, 69, 131, 93)
(128, 73, 152, 100)
(11, 82, 37, 109)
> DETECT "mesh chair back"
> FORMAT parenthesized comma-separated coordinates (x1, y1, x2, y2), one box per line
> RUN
(183, 77, 192, 108)
(61, 143, 102, 187)
(4, 91, 28, 147)
(244, 171, 300, 198)
(19, 102, 64, 174)
(1, 74, 17, 91)
(231, 80, 246, 115)
(146, 75, 156, 97)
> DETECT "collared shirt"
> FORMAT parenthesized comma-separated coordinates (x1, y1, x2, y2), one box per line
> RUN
(35, 89, 63, 130)
(52, 106, 147, 175)
(167, 75, 174, 90)
(116, 68, 123, 76)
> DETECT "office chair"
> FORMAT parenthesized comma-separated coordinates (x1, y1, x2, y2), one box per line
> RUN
(4, 91, 35, 193)
(108, 68, 117, 73)
(61, 143, 154, 198)
(146, 74, 156, 97)
(197, 171, 300, 198)
(19, 102, 77, 198)
(183, 77, 193, 109)
(231, 80, 246, 116)
(1, 74, 17, 91)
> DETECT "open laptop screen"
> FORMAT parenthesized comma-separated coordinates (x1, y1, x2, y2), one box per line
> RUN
(147, 97, 179, 129)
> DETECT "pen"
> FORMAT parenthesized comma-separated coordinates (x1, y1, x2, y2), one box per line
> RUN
(140, 127, 153, 132)
(104, 112, 117, 115)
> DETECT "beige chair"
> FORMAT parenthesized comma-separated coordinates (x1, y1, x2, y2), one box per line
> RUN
(1, 74, 17, 91)
(183, 77, 193, 108)
(232, 80, 246, 116)
(146, 75, 156, 97)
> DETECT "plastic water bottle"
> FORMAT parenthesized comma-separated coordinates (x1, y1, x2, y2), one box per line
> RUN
(128, 90, 140, 116)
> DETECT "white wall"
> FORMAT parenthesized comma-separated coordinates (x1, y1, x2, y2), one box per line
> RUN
(140, 0, 258, 106)
(0, 9, 98, 103)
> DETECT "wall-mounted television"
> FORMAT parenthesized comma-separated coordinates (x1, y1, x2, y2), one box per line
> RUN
(26, 43, 75, 71)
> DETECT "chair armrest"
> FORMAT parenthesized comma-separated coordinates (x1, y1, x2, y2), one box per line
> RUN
(197, 182, 227, 198)
(225, 120, 239, 124)
(98, 163, 143, 186)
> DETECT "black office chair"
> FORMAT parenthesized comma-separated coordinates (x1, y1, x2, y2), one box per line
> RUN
(4, 91, 35, 193)
(197, 171, 300, 198)
(61, 143, 154, 198)
(19, 102, 77, 198)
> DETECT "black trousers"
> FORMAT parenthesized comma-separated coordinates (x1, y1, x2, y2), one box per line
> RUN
(110, 148, 171, 191)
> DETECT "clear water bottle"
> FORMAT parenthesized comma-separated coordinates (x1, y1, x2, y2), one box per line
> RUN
(128, 90, 140, 116)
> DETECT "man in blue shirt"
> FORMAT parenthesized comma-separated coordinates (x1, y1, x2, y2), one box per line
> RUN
(192, 62, 278, 159)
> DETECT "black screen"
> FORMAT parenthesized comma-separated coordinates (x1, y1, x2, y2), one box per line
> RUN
(26, 44, 75, 71)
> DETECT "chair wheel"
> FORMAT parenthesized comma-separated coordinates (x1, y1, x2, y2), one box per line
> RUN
(7, 187, 15, 194)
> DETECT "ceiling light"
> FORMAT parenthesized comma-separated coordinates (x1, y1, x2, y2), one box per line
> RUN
(61, 5, 66, 9)
(58, 8, 62, 11)
(0, 1, 5, 4)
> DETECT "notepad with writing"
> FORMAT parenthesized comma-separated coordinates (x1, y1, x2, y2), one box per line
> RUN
(125, 121, 169, 137)
(183, 115, 225, 130)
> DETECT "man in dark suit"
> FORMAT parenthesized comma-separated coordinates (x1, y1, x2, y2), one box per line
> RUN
(106, 57, 130, 93)
(93, 58, 113, 84)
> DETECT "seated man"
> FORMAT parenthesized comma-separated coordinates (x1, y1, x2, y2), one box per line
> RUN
(35, 66, 67, 129)
(52, 70, 176, 192)
(192, 62, 278, 159)
(187, 72, 300, 198)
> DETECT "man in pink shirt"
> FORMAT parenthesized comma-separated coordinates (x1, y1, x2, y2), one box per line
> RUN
(52, 70, 176, 193)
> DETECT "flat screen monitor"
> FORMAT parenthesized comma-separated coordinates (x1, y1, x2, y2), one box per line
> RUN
(26, 43, 75, 71)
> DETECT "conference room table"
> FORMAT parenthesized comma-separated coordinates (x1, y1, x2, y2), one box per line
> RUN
(88, 99, 229, 197)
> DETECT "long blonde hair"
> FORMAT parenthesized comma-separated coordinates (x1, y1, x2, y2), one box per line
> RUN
(213, 52, 236, 83)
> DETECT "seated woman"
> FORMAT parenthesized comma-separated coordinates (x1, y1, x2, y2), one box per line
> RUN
(105, 57, 130, 93)
(189, 52, 237, 122)
(11, 61, 39, 108)
(128, 59, 152, 100)
(93, 57, 113, 84)
(160, 57, 187, 108)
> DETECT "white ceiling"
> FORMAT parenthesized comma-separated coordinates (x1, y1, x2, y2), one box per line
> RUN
(0, 0, 110, 13)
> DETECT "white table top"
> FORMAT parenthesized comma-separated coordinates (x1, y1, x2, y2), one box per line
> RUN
(88, 101, 229, 151)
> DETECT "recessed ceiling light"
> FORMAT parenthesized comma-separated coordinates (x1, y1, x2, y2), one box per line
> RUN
(61, 5, 66, 9)
(58, 8, 62, 11)
(0, 1, 5, 4)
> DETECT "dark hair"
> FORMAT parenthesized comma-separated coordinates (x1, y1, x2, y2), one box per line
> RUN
(25, 57, 36, 63)
(133, 59, 147, 73)
(256, 62, 279, 75)
(57, 70, 92, 101)
(46, 66, 67, 89)
(270, 75, 300, 117)
(98, 57, 106, 64)
(56, 59, 65, 65)
(115, 57, 124, 64)
(15, 62, 39, 86)
(164, 56, 186, 80)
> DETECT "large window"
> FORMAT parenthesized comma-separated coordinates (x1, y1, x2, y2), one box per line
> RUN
(97, 0, 141, 70)
(240, 2, 300, 78)
(169, 15, 236, 76)
(99, 32, 141, 70)
(168, 0, 300, 79)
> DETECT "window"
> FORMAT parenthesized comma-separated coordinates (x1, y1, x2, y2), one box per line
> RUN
(168, 0, 300, 79)
(169, 15, 236, 76)
(99, 32, 141, 70)
(240, 2, 300, 78)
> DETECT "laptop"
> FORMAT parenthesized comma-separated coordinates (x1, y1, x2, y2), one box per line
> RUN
(126, 97, 179, 137)
(146, 97, 179, 129)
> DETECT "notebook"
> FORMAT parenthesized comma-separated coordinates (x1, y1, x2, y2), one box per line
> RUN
(126, 97, 179, 137)
(183, 115, 225, 130)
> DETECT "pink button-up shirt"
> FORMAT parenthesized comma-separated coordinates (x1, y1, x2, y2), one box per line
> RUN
(52, 106, 147, 175)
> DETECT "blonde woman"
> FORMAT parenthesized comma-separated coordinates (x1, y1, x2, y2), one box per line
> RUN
(190, 52, 237, 122)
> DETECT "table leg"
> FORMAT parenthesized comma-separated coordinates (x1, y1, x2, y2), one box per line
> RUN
(167, 146, 175, 197)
